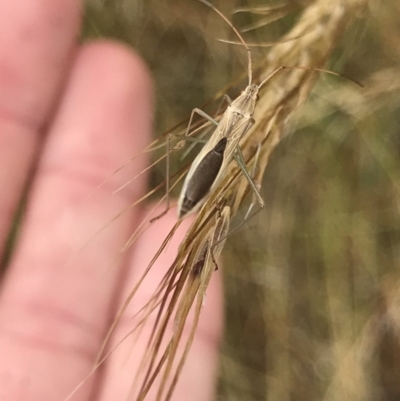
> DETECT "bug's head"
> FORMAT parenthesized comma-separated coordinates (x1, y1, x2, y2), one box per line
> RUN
(242, 84, 259, 100)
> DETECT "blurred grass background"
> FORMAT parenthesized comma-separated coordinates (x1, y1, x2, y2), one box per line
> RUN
(83, 0, 400, 400)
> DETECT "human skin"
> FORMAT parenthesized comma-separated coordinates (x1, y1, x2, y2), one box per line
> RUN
(0, 1, 223, 400)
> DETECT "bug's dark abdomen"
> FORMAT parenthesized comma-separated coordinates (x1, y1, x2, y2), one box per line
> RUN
(180, 137, 227, 218)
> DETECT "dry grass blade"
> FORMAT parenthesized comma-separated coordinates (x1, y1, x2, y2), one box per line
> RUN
(131, 205, 230, 401)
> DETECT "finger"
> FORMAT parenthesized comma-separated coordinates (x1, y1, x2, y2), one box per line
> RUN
(0, 42, 153, 401)
(0, 0, 81, 257)
(99, 207, 224, 401)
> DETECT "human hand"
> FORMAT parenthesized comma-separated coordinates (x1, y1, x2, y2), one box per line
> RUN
(0, 1, 222, 400)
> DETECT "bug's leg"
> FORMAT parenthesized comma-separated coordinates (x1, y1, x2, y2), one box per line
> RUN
(210, 243, 220, 271)
(216, 146, 265, 235)
(179, 108, 220, 160)
(244, 142, 262, 219)
(208, 203, 232, 271)
(179, 136, 209, 161)
(152, 108, 219, 223)
(185, 95, 231, 145)
(185, 108, 219, 138)
(209, 203, 224, 271)
(223, 94, 233, 105)
(208, 94, 232, 125)
(233, 145, 265, 209)
(213, 94, 233, 119)
(214, 94, 232, 117)
(212, 145, 265, 241)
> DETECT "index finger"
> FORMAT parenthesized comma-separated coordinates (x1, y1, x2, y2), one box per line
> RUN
(0, 0, 81, 257)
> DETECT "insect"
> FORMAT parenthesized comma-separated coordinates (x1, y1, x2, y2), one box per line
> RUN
(177, 0, 304, 220)
(177, 0, 272, 219)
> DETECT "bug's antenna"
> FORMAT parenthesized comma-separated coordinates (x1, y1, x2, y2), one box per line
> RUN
(258, 66, 286, 89)
(258, 65, 364, 89)
(196, 0, 253, 85)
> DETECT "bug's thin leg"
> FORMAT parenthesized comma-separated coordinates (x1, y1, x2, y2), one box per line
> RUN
(213, 94, 233, 117)
(212, 147, 266, 240)
(244, 143, 262, 219)
(151, 108, 219, 223)
(179, 136, 209, 161)
(185, 108, 219, 138)
(209, 94, 232, 127)
(182, 96, 231, 160)
(212, 195, 264, 249)
(210, 245, 220, 271)
(227, 205, 264, 241)
(223, 94, 233, 106)
(181, 137, 208, 144)
(209, 204, 223, 271)
(179, 107, 220, 160)
(233, 145, 265, 209)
